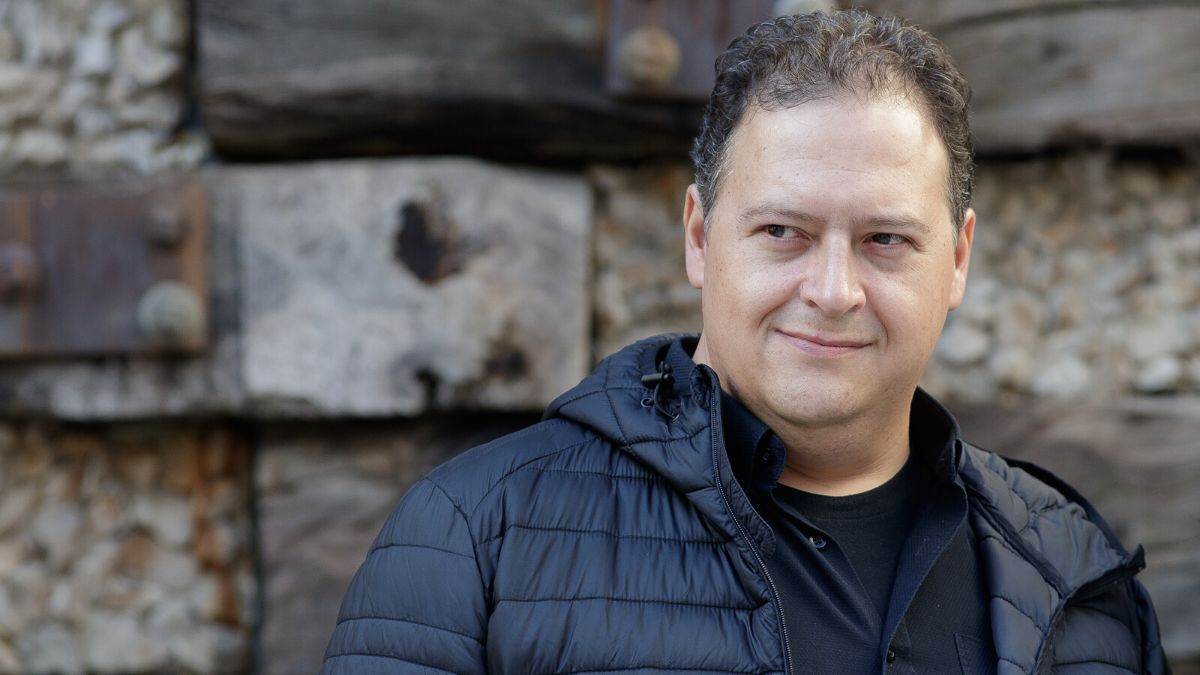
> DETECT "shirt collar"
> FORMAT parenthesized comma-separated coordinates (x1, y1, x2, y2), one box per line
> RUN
(722, 390, 782, 492)
(663, 337, 786, 491)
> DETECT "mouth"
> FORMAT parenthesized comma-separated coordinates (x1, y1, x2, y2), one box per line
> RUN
(776, 329, 871, 356)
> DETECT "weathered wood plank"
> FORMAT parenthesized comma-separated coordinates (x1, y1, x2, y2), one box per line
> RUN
(853, 0, 1133, 29)
(254, 415, 538, 674)
(952, 398, 1200, 663)
(943, 5, 1200, 152)
(201, 0, 1200, 159)
(201, 0, 602, 79)
(859, 1, 1200, 150)
(199, 0, 701, 162)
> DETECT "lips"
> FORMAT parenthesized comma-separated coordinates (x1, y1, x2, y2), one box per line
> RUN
(777, 329, 871, 355)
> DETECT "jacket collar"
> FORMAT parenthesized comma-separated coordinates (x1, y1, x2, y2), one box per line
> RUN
(544, 333, 770, 547)
(544, 333, 720, 499)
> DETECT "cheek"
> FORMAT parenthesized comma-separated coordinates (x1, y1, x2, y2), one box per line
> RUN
(736, 266, 793, 321)
(709, 251, 780, 311)
(876, 285, 952, 348)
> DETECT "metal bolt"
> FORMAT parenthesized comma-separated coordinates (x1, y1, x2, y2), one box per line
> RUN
(0, 243, 38, 300)
(136, 281, 204, 346)
(145, 203, 190, 248)
(617, 25, 682, 89)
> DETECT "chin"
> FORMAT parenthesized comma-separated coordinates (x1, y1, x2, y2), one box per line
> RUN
(764, 378, 868, 427)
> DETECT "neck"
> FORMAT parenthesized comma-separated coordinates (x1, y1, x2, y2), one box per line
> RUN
(772, 415, 910, 496)
(694, 337, 913, 497)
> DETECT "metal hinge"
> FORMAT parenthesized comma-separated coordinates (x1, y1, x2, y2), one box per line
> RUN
(0, 181, 208, 359)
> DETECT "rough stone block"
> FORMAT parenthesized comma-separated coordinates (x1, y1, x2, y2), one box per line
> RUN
(254, 414, 537, 675)
(214, 158, 590, 416)
(925, 155, 1200, 401)
(0, 0, 200, 177)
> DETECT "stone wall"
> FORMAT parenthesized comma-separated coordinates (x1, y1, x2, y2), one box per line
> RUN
(0, 2, 1197, 673)
(926, 154, 1200, 402)
(0, 0, 204, 176)
(0, 422, 254, 674)
(0, 152, 1194, 671)
(0, 155, 592, 675)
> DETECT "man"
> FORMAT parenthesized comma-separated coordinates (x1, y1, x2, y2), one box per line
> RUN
(322, 11, 1166, 674)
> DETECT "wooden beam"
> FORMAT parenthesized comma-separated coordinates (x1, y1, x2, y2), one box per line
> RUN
(853, 0, 1127, 29)
(945, 5, 1200, 152)
(858, 1, 1200, 151)
(200, 0, 1200, 160)
(199, 0, 700, 162)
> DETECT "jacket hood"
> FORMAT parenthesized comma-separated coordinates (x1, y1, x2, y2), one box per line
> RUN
(544, 334, 721, 498)
(544, 334, 780, 549)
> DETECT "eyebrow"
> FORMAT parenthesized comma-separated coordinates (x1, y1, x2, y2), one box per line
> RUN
(737, 204, 932, 235)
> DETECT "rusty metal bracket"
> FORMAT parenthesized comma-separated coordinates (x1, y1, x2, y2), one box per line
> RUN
(605, 0, 779, 100)
(0, 181, 208, 359)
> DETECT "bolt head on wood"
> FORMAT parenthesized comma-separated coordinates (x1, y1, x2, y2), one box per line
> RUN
(617, 25, 683, 89)
(136, 281, 205, 347)
(145, 204, 191, 248)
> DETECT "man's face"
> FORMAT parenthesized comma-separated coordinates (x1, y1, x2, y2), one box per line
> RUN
(684, 91, 975, 430)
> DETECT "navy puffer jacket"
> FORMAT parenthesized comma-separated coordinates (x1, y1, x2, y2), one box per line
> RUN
(322, 334, 1167, 674)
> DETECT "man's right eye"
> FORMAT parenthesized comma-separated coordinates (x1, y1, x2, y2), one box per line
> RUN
(765, 225, 796, 238)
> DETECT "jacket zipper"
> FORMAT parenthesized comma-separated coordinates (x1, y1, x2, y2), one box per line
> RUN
(705, 381, 794, 675)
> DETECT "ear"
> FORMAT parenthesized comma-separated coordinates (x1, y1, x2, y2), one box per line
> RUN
(683, 184, 708, 290)
(947, 207, 975, 310)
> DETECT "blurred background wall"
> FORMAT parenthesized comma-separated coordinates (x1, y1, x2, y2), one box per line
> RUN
(0, 1, 1196, 673)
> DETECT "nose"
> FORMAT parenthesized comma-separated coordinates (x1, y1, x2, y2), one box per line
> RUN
(800, 237, 866, 317)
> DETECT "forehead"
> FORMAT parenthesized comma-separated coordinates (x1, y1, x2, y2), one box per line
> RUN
(715, 92, 951, 223)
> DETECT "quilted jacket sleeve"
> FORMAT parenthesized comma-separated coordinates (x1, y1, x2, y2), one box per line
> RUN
(1134, 578, 1170, 674)
(321, 478, 488, 674)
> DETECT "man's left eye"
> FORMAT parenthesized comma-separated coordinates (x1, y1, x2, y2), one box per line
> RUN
(869, 233, 907, 246)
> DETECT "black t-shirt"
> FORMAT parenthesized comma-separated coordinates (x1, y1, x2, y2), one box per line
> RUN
(771, 450, 924, 621)
(661, 338, 996, 674)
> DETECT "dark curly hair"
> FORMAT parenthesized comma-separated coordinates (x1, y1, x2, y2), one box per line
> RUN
(691, 10, 974, 233)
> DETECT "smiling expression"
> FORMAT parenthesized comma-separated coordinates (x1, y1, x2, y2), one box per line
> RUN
(684, 90, 975, 433)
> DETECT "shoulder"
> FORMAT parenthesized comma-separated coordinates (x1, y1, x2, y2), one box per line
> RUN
(367, 418, 617, 562)
(958, 443, 1139, 590)
(959, 444, 1167, 672)
(960, 443, 1116, 539)
(419, 417, 616, 520)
